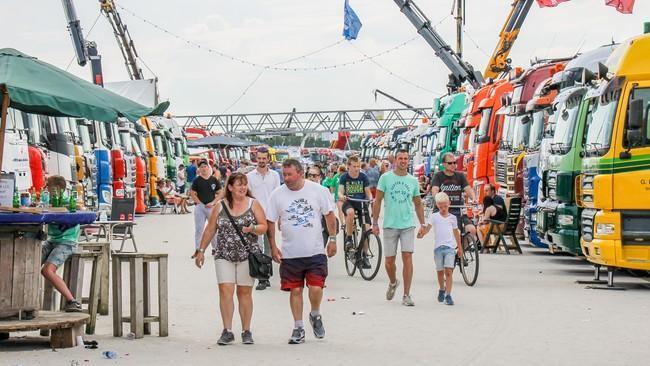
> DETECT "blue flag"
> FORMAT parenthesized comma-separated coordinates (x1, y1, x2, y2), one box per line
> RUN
(343, 0, 362, 40)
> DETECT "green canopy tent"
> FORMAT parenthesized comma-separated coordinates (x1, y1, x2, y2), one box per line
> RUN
(0, 48, 169, 170)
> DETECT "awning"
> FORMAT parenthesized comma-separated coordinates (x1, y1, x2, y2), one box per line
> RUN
(187, 135, 257, 148)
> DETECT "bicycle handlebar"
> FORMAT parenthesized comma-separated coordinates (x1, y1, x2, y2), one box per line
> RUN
(346, 197, 374, 203)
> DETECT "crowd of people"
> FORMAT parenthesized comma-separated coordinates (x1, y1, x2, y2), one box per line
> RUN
(180, 149, 509, 346)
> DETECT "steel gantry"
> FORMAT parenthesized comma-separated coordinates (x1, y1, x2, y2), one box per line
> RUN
(175, 107, 433, 135)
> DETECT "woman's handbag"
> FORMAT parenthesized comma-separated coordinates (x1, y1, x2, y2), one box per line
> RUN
(221, 201, 273, 280)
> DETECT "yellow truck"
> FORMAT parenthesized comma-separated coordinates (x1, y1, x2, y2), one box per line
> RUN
(579, 26, 650, 286)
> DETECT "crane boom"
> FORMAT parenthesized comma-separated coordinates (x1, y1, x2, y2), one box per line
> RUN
(393, 0, 483, 92)
(484, 0, 534, 79)
(61, 0, 88, 66)
(99, 0, 144, 80)
(373, 89, 415, 109)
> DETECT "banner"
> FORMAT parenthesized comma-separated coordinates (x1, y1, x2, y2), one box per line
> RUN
(343, 0, 362, 40)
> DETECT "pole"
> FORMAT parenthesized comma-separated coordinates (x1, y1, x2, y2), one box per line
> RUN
(455, 0, 464, 58)
(0, 85, 9, 172)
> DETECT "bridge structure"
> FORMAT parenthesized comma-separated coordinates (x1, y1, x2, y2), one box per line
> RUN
(175, 107, 433, 136)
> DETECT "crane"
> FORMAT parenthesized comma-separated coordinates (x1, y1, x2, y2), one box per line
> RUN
(393, 0, 483, 92)
(99, 0, 144, 80)
(373, 89, 415, 109)
(484, 0, 534, 79)
(61, 0, 104, 86)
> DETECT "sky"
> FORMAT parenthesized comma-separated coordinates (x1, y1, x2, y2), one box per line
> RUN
(4, 0, 650, 116)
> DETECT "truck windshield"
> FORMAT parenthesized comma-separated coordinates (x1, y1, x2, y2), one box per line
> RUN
(527, 110, 546, 150)
(468, 129, 477, 152)
(131, 135, 143, 155)
(55, 117, 71, 134)
(501, 115, 515, 150)
(7, 109, 26, 130)
(119, 131, 132, 152)
(175, 140, 183, 157)
(77, 124, 92, 153)
(584, 98, 619, 156)
(512, 114, 531, 151)
(153, 135, 165, 156)
(436, 127, 448, 152)
(455, 132, 465, 153)
(551, 100, 580, 154)
(477, 108, 492, 142)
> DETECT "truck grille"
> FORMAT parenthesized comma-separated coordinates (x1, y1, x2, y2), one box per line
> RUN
(581, 208, 596, 242)
(547, 170, 557, 200)
(581, 173, 595, 208)
(496, 159, 507, 186)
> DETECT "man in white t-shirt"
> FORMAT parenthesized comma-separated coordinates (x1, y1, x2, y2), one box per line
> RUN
(247, 147, 281, 290)
(419, 192, 463, 306)
(267, 159, 337, 345)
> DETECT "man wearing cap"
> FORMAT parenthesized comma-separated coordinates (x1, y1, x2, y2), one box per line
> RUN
(246, 147, 281, 290)
(191, 159, 223, 258)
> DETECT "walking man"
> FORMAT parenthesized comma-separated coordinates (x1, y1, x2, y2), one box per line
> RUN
(191, 159, 223, 258)
(267, 159, 337, 344)
(246, 147, 281, 290)
(372, 150, 426, 306)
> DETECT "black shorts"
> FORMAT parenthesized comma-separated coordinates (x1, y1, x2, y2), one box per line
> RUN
(342, 200, 371, 226)
(280, 254, 328, 291)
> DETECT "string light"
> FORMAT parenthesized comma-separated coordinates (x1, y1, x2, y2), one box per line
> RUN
(117, 4, 420, 72)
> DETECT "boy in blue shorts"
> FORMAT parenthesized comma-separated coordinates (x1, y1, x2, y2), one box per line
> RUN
(41, 175, 82, 312)
(419, 192, 462, 305)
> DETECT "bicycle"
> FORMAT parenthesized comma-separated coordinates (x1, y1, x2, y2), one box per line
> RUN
(342, 198, 383, 281)
(423, 197, 482, 287)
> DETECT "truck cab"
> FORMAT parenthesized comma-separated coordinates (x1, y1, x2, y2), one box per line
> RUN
(427, 93, 467, 174)
(472, 79, 513, 201)
(536, 45, 617, 254)
(580, 30, 650, 273)
(3, 109, 33, 191)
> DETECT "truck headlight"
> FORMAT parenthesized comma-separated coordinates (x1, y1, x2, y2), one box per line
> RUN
(558, 214, 574, 226)
(596, 223, 615, 235)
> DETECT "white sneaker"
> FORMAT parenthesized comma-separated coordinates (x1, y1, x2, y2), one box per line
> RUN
(386, 280, 400, 301)
(402, 294, 415, 307)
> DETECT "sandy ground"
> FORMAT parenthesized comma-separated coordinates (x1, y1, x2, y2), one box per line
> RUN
(2, 211, 650, 366)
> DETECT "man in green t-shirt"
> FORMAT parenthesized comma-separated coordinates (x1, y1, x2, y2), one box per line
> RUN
(372, 150, 425, 307)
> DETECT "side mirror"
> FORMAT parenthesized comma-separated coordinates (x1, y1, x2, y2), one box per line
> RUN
(597, 62, 609, 81)
(477, 135, 490, 144)
(89, 132, 97, 146)
(521, 115, 531, 124)
(628, 98, 644, 130)
(561, 109, 569, 120)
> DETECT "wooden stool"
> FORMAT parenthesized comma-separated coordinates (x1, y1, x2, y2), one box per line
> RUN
(79, 242, 111, 315)
(112, 253, 168, 338)
(42, 252, 102, 335)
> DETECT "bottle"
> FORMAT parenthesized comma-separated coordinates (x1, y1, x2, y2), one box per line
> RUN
(13, 188, 20, 208)
(61, 190, 70, 209)
(31, 189, 38, 207)
(99, 210, 108, 222)
(50, 188, 59, 207)
(41, 189, 50, 208)
(68, 191, 77, 212)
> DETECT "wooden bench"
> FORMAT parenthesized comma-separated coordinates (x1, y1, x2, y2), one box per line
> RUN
(0, 311, 89, 348)
(484, 196, 523, 254)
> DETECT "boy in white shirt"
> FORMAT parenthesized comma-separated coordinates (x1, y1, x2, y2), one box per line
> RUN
(418, 192, 463, 305)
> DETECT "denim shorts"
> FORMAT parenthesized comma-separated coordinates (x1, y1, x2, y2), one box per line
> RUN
(42, 241, 76, 268)
(434, 246, 456, 271)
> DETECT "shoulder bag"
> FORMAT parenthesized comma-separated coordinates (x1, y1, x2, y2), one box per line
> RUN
(221, 201, 273, 280)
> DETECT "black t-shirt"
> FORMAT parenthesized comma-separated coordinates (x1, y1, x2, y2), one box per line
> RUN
(339, 172, 370, 200)
(492, 195, 508, 222)
(431, 171, 469, 216)
(191, 175, 222, 204)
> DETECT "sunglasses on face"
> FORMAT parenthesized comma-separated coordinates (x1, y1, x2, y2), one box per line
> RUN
(308, 173, 320, 178)
(445, 161, 457, 165)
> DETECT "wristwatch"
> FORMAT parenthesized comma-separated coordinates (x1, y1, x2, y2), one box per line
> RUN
(198, 248, 206, 254)
(328, 236, 337, 242)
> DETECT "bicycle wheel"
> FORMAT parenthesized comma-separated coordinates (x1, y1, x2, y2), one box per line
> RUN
(459, 233, 479, 286)
(344, 234, 357, 277)
(359, 231, 383, 281)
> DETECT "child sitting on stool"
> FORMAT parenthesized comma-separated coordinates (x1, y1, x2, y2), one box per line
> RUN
(41, 175, 82, 312)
